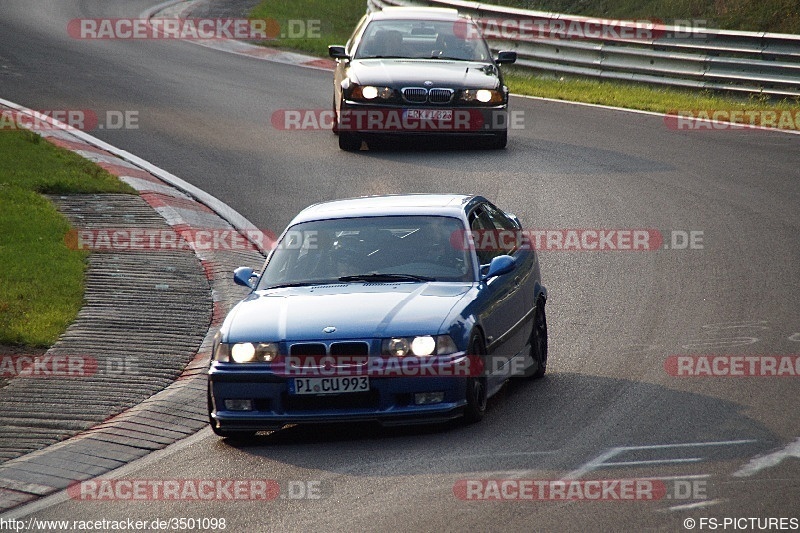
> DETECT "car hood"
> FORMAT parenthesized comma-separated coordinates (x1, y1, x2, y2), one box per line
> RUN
(224, 282, 473, 341)
(348, 59, 500, 89)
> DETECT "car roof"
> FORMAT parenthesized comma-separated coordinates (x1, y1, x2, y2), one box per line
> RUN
(369, 7, 467, 22)
(289, 194, 483, 225)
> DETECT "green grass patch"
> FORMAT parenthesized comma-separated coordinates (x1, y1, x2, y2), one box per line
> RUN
(0, 130, 135, 347)
(250, 0, 367, 56)
(489, 0, 800, 34)
(505, 68, 800, 128)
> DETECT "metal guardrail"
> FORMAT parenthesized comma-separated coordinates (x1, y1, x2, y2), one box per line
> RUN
(366, 0, 800, 97)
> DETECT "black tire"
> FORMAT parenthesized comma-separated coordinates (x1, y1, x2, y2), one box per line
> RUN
(528, 298, 548, 379)
(463, 332, 488, 424)
(332, 97, 339, 135)
(338, 131, 361, 151)
(488, 130, 507, 149)
(208, 384, 256, 440)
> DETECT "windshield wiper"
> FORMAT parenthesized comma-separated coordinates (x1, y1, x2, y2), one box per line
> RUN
(429, 55, 470, 61)
(339, 273, 435, 283)
(262, 280, 341, 290)
(361, 55, 407, 59)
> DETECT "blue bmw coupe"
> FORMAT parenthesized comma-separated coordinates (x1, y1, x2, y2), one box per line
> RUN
(208, 194, 547, 437)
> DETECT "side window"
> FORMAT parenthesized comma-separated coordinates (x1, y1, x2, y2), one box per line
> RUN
(469, 206, 501, 265)
(482, 202, 521, 255)
(483, 203, 516, 230)
(346, 15, 369, 54)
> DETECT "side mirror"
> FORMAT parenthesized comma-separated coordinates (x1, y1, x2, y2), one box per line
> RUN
(506, 213, 522, 229)
(328, 45, 349, 59)
(481, 255, 516, 281)
(233, 267, 259, 289)
(495, 50, 517, 65)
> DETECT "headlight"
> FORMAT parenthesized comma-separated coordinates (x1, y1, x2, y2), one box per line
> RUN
(460, 89, 504, 104)
(410, 336, 436, 356)
(231, 342, 256, 363)
(214, 342, 279, 363)
(381, 335, 459, 357)
(350, 85, 394, 101)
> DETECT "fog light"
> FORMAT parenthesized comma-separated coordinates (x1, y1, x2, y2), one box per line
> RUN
(414, 392, 444, 405)
(224, 399, 253, 411)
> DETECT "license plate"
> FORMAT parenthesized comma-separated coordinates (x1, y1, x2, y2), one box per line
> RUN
(405, 109, 453, 121)
(290, 376, 369, 395)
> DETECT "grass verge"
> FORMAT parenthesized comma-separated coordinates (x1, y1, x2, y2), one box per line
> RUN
(0, 129, 135, 347)
(250, 0, 366, 57)
(504, 68, 800, 127)
(250, 0, 800, 129)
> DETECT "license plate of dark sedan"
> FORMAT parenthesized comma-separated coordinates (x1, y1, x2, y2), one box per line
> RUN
(290, 376, 370, 395)
(405, 109, 452, 121)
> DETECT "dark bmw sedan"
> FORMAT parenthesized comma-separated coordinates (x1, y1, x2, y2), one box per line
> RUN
(328, 7, 517, 150)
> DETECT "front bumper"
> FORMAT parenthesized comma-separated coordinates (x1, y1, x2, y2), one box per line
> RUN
(337, 101, 509, 137)
(208, 353, 472, 431)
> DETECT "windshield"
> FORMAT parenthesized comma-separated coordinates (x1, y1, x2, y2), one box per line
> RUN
(257, 215, 473, 289)
(354, 19, 491, 61)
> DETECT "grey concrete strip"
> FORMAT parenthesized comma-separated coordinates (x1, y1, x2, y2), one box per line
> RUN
(0, 103, 265, 512)
(0, 478, 55, 497)
(25, 451, 125, 472)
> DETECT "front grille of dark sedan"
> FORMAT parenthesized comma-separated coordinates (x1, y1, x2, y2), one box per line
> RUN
(428, 88, 454, 103)
(402, 87, 455, 104)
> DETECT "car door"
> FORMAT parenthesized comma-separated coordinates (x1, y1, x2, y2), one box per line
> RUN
(482, 202, 537, 367)
(469, 203, 528, 381)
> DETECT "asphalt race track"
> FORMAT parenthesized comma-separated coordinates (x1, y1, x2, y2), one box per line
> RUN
(1, 1, 798, 530)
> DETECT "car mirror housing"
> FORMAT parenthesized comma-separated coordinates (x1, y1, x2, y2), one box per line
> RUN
(328, 45, 349, 59)
(495, 50, 517, 65)
(233, 266, 259, 289)
(482, 255, 516, 281)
